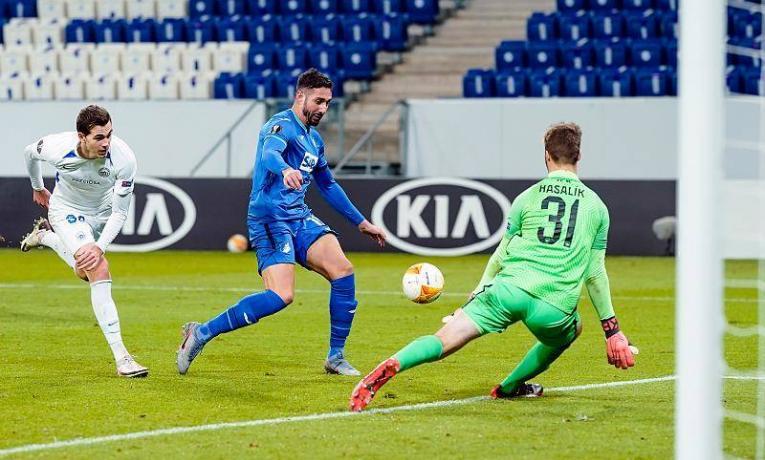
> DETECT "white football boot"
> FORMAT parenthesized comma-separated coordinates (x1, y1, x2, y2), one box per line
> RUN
(116, 355, 149, 378)
(20, 217, 52, 252)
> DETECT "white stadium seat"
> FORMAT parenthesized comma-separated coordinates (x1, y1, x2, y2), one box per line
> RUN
(96, 0, 126, 20)
(178, 72, 212, 99)
(121, 43, 154, 74)
(0, 72, 25, 100)
(24, 73, 55, 100)
(117, 73, 149, 100)
(0, 46, 30, 74)
(31, 18, 65, 46)
(126, 0, 156, 19)
(181, 43, 213, 73)
(152, 43, 185, 72)
(65, 0, 97, 19)
(91, 43, 125, 74)
(85, 72, 119, 100)
(3, 19, 34, 48)
(54, 73, 86, 100)
(213, 42, 248, 73)
(37, 0, 67, 20)
(59, 44, 93, 73)
(28, 45, 60, 74)
(148, 73, 179, 99)
(157, 0, 186, 19)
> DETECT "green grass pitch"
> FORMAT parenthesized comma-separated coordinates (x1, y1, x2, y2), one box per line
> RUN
(0, 250, 760, 459)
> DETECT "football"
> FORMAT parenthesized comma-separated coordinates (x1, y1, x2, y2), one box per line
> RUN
(402, 263, 445, 304)
(226, 234, 248, 253)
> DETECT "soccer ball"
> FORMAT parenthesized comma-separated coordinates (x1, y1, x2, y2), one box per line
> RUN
(227, 234, 248, 253)
(402, 263, 444, 304)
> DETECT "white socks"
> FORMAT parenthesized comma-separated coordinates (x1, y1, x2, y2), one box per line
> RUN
(90, 280, 129, 362)
(40, 231, 75, 268)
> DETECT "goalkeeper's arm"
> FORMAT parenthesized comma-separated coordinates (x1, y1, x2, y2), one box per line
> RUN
(471, 234, 511, 296)
(585, 249, 635, 369)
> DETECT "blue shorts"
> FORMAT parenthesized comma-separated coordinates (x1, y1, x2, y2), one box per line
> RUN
(248, 214, 337, 274)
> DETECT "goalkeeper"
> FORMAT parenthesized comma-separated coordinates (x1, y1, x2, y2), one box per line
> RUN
(350, 122, 635, 411)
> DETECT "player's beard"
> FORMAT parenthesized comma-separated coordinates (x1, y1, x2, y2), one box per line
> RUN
(303, 106, 324, 126)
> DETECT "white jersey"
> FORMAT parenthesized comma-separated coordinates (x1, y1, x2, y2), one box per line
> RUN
(25, 131, 136, 214)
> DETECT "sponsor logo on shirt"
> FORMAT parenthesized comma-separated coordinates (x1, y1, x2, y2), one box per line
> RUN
(66, 215, 76, 224)
(59, 163, 79, 171)
(98, 167, 110, 178)
(72, 177, 101, 186)
(299, 152, 318, 172)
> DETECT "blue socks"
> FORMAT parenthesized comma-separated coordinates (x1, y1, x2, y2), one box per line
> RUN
(328, 274, 358, 359)
(196, 290, 286, 342)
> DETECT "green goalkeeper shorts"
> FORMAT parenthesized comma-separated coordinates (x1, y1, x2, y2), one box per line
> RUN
(463, 281, 580, 348)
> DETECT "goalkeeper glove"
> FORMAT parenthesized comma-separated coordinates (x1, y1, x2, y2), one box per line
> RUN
(602, 316, 635, 369)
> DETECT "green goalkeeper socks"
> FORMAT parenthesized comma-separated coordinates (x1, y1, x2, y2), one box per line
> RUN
(499, 341, 567, 393)
(393, 335, 444, 372)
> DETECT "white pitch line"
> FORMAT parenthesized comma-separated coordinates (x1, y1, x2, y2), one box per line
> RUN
(0, 375, 676, 457)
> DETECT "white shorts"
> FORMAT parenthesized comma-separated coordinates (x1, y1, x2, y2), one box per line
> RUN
(48, 205, 109, 254)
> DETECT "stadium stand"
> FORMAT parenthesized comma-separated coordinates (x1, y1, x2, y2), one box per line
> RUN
(464, 0, 764, 97)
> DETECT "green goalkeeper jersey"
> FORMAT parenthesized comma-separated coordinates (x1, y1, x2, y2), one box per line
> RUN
(497, 170, 609, 314)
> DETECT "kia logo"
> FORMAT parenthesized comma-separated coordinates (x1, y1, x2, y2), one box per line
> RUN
(371, 177, 510, 256)
(111, 177, 196, 252)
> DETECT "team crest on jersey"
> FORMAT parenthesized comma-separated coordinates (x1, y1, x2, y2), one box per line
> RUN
(299, 152, 318, 172)
(98, 167, 110, 178)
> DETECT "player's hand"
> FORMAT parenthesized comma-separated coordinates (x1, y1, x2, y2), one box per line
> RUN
(282, 168, 303, 190)
(358, 220, 387, 247)
(74, 243, 104, 272)
(32, 188, 51, 209)
(605, 331, 635, 369)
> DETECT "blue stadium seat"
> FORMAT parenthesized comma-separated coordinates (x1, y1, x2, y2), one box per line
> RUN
(343, 14, 376, 44)
(598, 68, 634, 96)
(635, 68, 668, 96)
(560, 40, 594, 69)
(527, 41, 559, 68)
(528, 69, 562, 97)
(186, 18, 215, 43)
(342, 0, 371, 13)
(630, 40, 663, 67)
(244, 73, 277, 98)
(622, 0, 654, 11)
(625, 11, 658, 39)
(495, 40, 526, 71)
(564, 71, 597, 96)
(527, 12, 557, 41)
(665, 40, 677, 67)
(311, 15, 342, 44)
(726, 66, 745, 94)
(591, 12, 625, 39)
(279, 16, 311, 43)
(588, 0, 619, 11)
(280, 0, 309, 15)
(216, 0, 246, 15)
(744, 67, 764, 95)
(6, 0, 35, 17)
(558, 12, 591, 41)
(0, 2, 6, 20)
(463, 68, 495, 97)
(495, 70, 527, 97)
(277, 44, 309, 71)
(326, 71, 345, 96)
(276, 72, 300, 98)
(733, 11, 763, 40)
(374, 0, 405, 14)
(248, 44, 277, 72)
(342, 42, 376, 78)
(156, 18, 187, 42)
(593, 38, 627, 67)
(374, 14, 408, 51)
(126, 18, 156, 43)
(406, 0, 439, 24)
(668, 68, 677, 95)
(189, 0, 216, 18)
(655, 0, 678, 11)
(246, 16, 278, 43)
(95, 19, 127, 43)
(309, 44, 341, 72)
(310, 0, 339, 14)
(65, 20, 96, 43)
(215, 17, 247, 42)
(247, 0, 278, 14)
(659, 12, 677, 39)
(556, 0, 586, 13)
(214, 72, 244, 98)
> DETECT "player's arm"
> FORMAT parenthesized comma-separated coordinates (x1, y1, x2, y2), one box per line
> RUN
(97, 162, 136, 253)
(262, 131, 303, 190)
(23, 139, 52, 208)
(584, 208, 635, 369)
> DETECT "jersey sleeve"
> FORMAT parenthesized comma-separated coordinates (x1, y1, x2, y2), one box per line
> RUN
(262, 124, 291, 174)
(23, 134, 68, 190)
(592, 204, 610, 250)
(96, 147, 136, 252)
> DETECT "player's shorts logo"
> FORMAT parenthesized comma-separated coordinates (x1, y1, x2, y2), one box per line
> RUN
(98, 167, 110, 178)
(76, 231, 86, 240)
(66, 215, 76, 224)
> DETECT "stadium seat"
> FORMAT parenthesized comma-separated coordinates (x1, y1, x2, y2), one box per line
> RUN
(0, 72, 25, 100)
(155, 18, 186, 42)
(277, 44, 308, 71)
(593, 38, 627, 67)
(247, 0, 278, 15)
(326, 71, 344, 96)
(744, 67, 764, 95)
(0, 45, 28, 73)
(186, 17, 215, 43)
(309, 43, 340, 72)
(64, 19, 95, 43)
(598, 68, 634, 96)
(591, 13, 625, 39)
(630, 39, 663, 67)
(54, 73, 86, 99)
(213, 41, 247, 72)
(126, 0, 156, 20)
(655, 0, 678, 11)
(279, 15, 311, 43)
(341, 0, 371, 14)
(23, 74, 54, 100)
(374, 13, 408, 51)
(31, 18, 65, 46)
(311, 15, 342, 45)
(495, 40, 526, 71)
(216, 0, 246, 16)
(635, 68, 668, 96)
(28, 44, 59, 73)
(4, 18, 34, 47)
(156, 0, 186, 18)
(732, 11, 763, 41)
(37, 0, 65, 20)
(462, 68, 495, 97)
(558, 12, 591, 42)
(189, 0, 215, 18)
(406, 0, 438, 25)
(213, 71, 243, 98)
(95, 19, 128, 43)
(622, 0, 654, 11)
(182, 43, 213, 72)
(560, 39, 593, 69)
(374, 0, 404, 15)
(275, 71, 299, 98)
(151, 42, 184, 72)
(246, 16, 278, 44)
(527, 12, 557, 41)
(59, 43, 92, 73)
(528, 68, 562, 97)
(342, 42, 376, 78)
(281, 0, 309, 15)
(121, 42, 153, 73)
(65, 0, 96, 19)
(564, 71, 597, 96)
(665, 40, 677, 67)
(495, 70, 526, 97)
(178, 72, 212, 98)
(85, 72, 118, 99)
(96, 0, 126, 20)
(310, 0, 339, 15)
(117, 73, 149, 99)
(148, 73, 179, 99)
(527, 41, 559, 68)
(659, 12, 678, 39)
(215, 17, 247, 42)
(6, 0, 36, 18)
(91, 43, 124, 73)
(343, 14, 376, 44)
(625, 11, 659, 40)
(126, 18, 156, 43)
(588, 0, 618, 10)
(244, 72, 276, 98)
(556, 0, 586, 14)
(247, 43, 276, 72)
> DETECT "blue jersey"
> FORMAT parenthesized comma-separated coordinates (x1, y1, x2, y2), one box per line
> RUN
(248, 109, 365, 226)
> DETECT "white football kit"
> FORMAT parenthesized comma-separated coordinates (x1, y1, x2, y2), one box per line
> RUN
(24, 131, 136, 253)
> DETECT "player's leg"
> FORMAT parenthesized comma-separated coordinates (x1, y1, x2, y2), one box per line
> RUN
(303, 230, 360, 375)
(21, 216, 81, 277)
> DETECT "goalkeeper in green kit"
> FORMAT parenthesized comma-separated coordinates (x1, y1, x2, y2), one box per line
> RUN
(350, 122, 635, 412)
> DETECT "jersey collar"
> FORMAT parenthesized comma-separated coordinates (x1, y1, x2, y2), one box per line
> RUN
(289, 108, 310, 135)
(547, 169, 579, 180)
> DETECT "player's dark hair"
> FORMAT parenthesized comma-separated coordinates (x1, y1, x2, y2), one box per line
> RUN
(296, 68, 333, 91)
(76, 105, 111, 135)
(544, 122, 582, 165)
